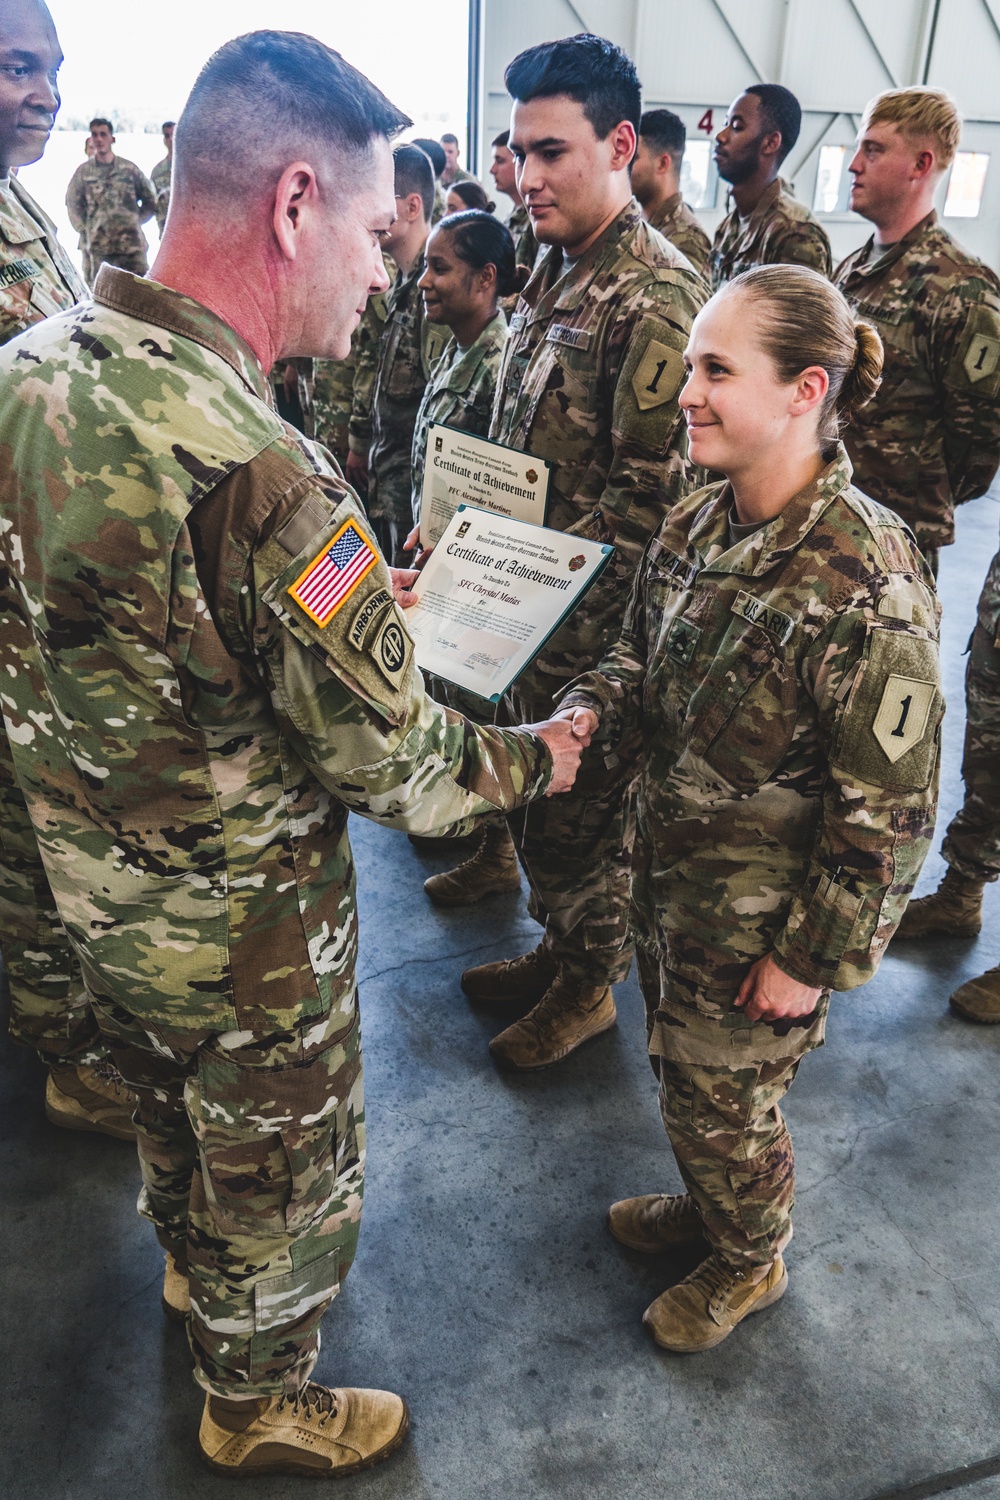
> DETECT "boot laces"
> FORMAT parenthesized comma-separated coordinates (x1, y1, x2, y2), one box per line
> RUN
(90, 1059, 129, 1099)
(684, 1254, 747, 1314)
(278, 1383, 339, 1426)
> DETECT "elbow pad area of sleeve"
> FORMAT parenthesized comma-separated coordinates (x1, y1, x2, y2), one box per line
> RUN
(832, 625, 943, 792)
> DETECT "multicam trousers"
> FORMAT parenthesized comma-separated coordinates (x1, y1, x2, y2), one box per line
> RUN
(638, 950, 828, 1269)
(504, 685, 636, 987)
(0, 736, 104, 1067)
(92, 998, 366, 1399)
(942, 619, 1000, 884)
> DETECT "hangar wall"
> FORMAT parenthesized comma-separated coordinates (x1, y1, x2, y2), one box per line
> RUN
(469, 0, 1000, 272)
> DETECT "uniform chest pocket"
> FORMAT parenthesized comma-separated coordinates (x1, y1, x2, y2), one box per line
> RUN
(681, 617, 798, 792)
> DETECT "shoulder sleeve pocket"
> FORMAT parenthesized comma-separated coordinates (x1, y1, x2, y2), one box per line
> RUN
(834, 625, 942, 791)
(256, 495, 416, 727)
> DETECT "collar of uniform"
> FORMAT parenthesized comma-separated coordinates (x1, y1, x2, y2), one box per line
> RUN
(849, 209, 939, 279)
(439, 310, 507, 394)
(694, 444, 854, 576)
(92, 266, 273, 404)
(520, 199, 643, 321)
(651, 191, 683, 230)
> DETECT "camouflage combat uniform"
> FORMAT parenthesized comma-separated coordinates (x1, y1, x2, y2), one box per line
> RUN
(315, 271, 392, 467)
(835, 212, 1000, 565)
(0, 267, 551, 1398)
(490, 200, 708, 986)
(507, 201, 539, 278)
(560, 449, 942, 1267)
(0, 175, 105, 1069)
(647, 192, 711, 280)
(151, 153, 171, 233)
(441, 164, 475, 189)
(412, 308, 507, 721)
(65, 155, 156, 282)
(937, 546, 1000, 883)
(367, 252, 448, 565)
(709, 177, 832, 289)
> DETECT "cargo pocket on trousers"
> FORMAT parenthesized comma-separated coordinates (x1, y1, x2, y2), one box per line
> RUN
(253, 1245, 342, 1334)
(726, 1132, 795, 1248)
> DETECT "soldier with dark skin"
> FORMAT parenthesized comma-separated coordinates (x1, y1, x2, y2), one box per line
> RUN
(458, 34, 707, 1071)
(0, 30, 586, 1476)
(0, 0, 134, 1138)
(631, 108, 711, 277)
(834, 88, 1000, 575)
(557, 267, 941, 1351)
(710, 84, 832, 289)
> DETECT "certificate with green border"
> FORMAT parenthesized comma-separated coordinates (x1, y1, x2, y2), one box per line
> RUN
(406, 505, 613, 702)
(418, 424, 551, 548)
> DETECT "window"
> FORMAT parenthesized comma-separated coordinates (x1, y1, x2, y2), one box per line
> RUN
(813, 144, 850, 214)
(944, 152, 990, 218)
(681, 140, 717, 211)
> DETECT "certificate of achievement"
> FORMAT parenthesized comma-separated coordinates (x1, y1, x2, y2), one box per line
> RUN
(418, 424, 551, 548)
(406, 506, 613, 701)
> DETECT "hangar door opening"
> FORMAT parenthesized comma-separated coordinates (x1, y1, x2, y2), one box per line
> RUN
(469, 0, 1000, 273)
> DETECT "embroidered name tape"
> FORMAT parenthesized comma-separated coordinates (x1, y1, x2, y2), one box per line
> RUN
(732, 590, 794, 646)
(0, 258, 38, 290)
(288, 519, 378, 628)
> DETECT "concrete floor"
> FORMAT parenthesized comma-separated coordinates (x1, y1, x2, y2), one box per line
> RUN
(3, 495, 1000, 1500)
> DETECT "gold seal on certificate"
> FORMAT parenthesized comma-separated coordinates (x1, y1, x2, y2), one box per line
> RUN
(418, 424, 551, 548)
(406, 506, 613, 701)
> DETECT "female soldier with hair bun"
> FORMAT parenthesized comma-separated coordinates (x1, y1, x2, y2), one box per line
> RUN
(556, 265, 943, 1352)
(405, 209, 524, 903)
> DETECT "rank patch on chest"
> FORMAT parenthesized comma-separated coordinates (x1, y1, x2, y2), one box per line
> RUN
(732, 590, 794, 646)
(287, 520, 378, 628)
(631, 339, 684, 410)
(872, 674, 936, 764)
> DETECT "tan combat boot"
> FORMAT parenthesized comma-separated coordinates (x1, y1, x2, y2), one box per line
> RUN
(460, 944, 557, 1009)
(608, 1193, 706, 1253)
(423, 820, 521, 907)
(488, 973, 616, 1071)
(162, 1251, 190, 1324)
(950, 963, 1000, 1023)
(643, 1253, 787, 1352)
(199, 1384, 409, 1477)
(45, 1060, 136, 1140)
(894, 868, 985, 940)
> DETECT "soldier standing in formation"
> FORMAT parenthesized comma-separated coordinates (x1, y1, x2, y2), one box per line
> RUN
(151, 118, 174, 233)
(0, 29, 586, 1474)
(0, 0, 134, 1138)
(349, 143, 447, 565)
(834, 88, 1000, 578)
(460, 34, 707, 1071)
(440, 130, 475, 187)
(558, 266, 942, 1350)
(631, 107, 711, 278)
(490, 127, 538, 285)
(710, 84, 832, 288)
(65, 115, 157, 282)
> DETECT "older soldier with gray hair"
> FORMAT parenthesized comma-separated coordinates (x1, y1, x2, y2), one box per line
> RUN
(0, 29, 585, 1478)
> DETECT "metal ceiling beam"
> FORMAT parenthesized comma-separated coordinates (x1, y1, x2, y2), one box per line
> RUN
(707, 0, 767, 81)
(845, 0, 899, 86)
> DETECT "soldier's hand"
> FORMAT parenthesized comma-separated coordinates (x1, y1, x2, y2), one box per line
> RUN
(390, 568, 420, 608)
(551, 705, 600, 741)
(345, 451, 369, 496)
(528, 716, 592, 796)
(403, 524, 434, 571)
(734, 954, 823, 1024)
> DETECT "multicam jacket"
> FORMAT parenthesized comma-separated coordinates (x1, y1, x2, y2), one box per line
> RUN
(0, 178, 86, 953)
(835, 212, 1000, 551)
(709, 177, 832, 289)
(507, 201, 539, 277)
(490, 199, 708, 700)
(65, 155, 156, 260)
(151, 154, 171, 232)
(647, 192, 711, 279)
(0, 269, 551, 1034)
(367, 253, 448, 526)
(410, 309, 506, 520)
(561, 449, 942, 992)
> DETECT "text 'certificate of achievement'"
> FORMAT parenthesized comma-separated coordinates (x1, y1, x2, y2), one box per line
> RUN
(406, 506, 613, 701)
(418, 424, 551, 548)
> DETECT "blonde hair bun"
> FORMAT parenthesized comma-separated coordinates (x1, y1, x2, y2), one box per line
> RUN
(842, 320, 883, 413)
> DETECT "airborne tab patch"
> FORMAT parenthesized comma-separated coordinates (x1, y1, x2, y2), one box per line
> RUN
(348, 587, 392, 651)
(288, 519, 378, 628)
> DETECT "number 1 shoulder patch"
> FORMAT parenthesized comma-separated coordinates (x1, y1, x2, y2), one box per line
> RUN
(872, 673, 937, 763)
(631, 338, 685, 411)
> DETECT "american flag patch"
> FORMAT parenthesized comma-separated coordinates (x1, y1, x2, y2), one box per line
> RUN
(288, 520, 379, 627)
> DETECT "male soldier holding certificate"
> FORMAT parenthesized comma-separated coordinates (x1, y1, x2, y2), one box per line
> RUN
(461, 34, 707, 1071)
(0, 30, 585, 1476)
